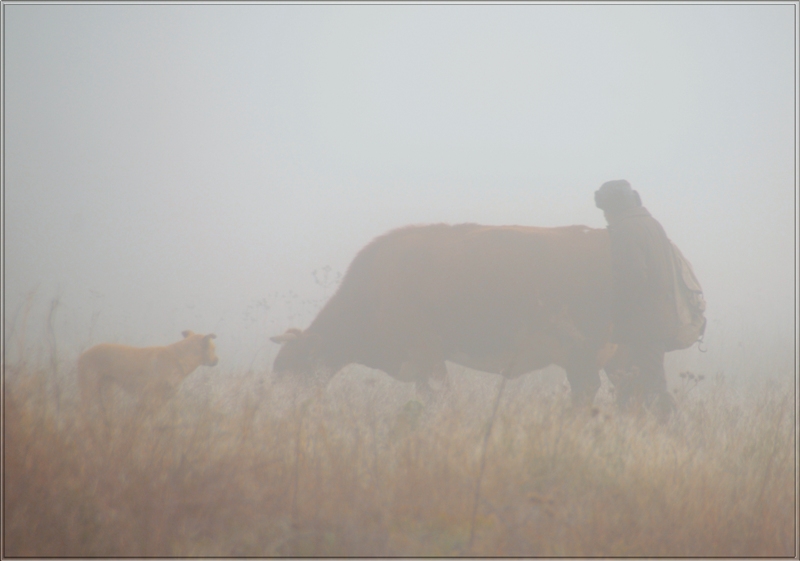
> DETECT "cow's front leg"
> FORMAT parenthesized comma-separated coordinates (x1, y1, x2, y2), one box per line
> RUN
(401, 335, 448, 397)
(428, 359, 449, 392)
(399, 360, 445, 401)
(562, 350, 602, 406)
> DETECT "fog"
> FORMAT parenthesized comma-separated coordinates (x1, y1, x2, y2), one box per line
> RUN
(4, 4, 796, 387)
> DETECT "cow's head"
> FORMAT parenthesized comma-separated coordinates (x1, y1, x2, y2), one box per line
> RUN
(270, 328, 334, 385)
(181, 330, 219, 367)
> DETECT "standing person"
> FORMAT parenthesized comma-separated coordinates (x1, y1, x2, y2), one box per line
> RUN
(594, 179, 677, 417)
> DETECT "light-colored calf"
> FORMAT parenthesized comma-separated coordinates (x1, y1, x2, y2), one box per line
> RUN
(78, 330, 218, 422)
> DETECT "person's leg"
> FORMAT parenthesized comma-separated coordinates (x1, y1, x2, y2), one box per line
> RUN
(616, 342, 672, 418)
(631, 341, 675, 419)
(632, 341, 667, 394)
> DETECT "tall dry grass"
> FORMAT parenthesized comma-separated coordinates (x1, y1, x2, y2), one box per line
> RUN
(3, 349, 796, 557)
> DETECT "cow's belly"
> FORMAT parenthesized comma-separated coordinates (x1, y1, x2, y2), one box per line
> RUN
(448, 352, 556, 378)
(449, 353, 554, 377)
(448, 338, 560, 378)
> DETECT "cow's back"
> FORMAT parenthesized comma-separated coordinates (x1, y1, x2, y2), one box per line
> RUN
(79, 343, 157, 376)
(78, 343, 165, 399)
(445, 225, 612, 372)
(312, 223, 612, 376)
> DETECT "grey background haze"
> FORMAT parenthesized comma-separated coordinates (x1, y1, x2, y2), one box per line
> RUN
(4, 3, 796, 387)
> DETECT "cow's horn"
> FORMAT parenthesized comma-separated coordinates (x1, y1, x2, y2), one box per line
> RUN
(270, 330, 301, 344)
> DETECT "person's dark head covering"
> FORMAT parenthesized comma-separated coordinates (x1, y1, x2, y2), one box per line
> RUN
(594, 179, 642, 212)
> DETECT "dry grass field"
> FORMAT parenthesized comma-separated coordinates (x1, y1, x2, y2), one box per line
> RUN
(3, 342, 796, 557)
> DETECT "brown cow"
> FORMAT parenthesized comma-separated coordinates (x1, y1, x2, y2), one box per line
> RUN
(271, 223, 616, 403)
(78, 330, 218, 423)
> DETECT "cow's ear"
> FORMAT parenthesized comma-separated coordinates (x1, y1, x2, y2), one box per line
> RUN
(270, 330, 301, 344)
(203, 333, 217, 343)
(182, 330, 193, 338)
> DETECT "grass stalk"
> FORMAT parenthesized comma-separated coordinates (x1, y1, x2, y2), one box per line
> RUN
(467, 374, 507, 553)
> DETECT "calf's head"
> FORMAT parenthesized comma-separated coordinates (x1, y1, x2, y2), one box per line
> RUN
(181, 330, 219, 367)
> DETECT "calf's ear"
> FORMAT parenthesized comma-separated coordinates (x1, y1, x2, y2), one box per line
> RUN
(182, 330, 193, 338)
(203, 333, 217, 342)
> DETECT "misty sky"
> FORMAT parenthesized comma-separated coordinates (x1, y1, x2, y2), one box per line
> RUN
(4, 3, 796, 380)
